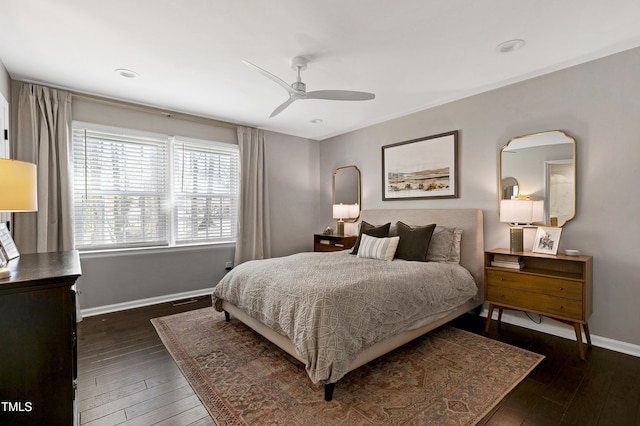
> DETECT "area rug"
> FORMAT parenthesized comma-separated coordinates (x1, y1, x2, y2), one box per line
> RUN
(152, 307, 543, 425)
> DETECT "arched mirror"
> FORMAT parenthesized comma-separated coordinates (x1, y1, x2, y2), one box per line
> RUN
(333, 165, 361, 222)
(500, 130, 576, 227)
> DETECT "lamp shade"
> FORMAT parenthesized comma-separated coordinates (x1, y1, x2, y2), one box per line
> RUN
(332, 203, 351, 220)
(500, 199, 543, 224)
(348, 203, 359, 219)
(0, 159, 38, 212)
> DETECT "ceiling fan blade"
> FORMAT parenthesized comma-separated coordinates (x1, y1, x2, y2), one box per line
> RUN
(306, 90, 375, 101)
(269, 96, 298, 118)
(243, 60, 301, 95)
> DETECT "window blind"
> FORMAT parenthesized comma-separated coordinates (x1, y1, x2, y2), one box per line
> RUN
(71, 123, 239, 250)
(173, 138, 239, 244)
(72, 126, 169, 249)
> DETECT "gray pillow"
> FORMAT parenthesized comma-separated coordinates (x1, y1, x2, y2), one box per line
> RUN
(350, 221, 391, 255)
(426, 226, 463, 263)
(394, 221, 436, 262)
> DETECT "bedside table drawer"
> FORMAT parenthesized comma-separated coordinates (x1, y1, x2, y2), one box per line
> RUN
(486, 269, 583, 300)
(486, 285, 583, 320)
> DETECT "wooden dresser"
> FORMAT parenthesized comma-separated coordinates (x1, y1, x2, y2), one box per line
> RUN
(313, 234, 357, 252)
(0, 251, 82, 425)
(484, 248, 593, 360)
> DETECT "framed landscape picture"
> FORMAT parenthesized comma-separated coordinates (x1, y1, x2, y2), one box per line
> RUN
(533, 226, 562, 255)
(382, 131, 458, 200)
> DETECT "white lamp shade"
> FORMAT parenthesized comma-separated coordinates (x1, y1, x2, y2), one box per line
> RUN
(0, 159, 38, 212)
(333, 203, 351, 220)
(500, 199, 543, 224)
(348, 203, 359, 219)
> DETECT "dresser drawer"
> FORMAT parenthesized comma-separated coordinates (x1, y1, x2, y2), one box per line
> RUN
(486, 269, 583, 300)
(486, 285, 583, 321)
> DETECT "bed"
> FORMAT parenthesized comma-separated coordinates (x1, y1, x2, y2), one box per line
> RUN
(212, 208, 484, 401)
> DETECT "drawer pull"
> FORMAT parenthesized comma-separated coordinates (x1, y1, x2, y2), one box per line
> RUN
(559, 287, 564, 291)
(559, 305, 564, 309)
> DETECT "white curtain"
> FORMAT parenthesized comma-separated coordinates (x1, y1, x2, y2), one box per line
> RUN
(12, 82, 74, 253)
(234, 126, 270, 265)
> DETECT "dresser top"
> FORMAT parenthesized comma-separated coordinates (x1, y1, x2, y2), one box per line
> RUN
(0, 250, 82, 290)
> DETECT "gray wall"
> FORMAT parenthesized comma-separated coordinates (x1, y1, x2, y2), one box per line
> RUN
(319, 47, 640, 348)
(73, 98, 319, 311)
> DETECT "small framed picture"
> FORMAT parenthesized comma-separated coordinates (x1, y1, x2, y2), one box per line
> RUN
(533, 227, 562, 255)
(0, 223, 20, 260)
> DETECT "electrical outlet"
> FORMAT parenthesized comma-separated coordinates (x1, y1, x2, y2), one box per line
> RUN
(225, 261, 233, 270)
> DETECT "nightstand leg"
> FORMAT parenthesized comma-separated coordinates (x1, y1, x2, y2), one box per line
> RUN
(583, 322, 592, 348)
(574, 323, 586, 360)
(485, 304, 495, 332)
(497, 308, 503, 325)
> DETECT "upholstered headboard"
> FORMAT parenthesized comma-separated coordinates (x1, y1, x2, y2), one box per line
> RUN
(359, 209, 484, 298)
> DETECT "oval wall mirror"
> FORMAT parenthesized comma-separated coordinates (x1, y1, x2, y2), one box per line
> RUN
(500, 130, 576, 227)
(333, 165, 361, 222)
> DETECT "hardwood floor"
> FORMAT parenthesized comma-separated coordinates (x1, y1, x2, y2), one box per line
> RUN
(78, 300, 640, 425)
(77, 297, 214, 426)
(452, 315, 640, 426)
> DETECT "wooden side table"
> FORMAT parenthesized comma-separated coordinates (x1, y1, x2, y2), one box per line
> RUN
(313, 234, 357, 252)
(484, 248, 593, 360)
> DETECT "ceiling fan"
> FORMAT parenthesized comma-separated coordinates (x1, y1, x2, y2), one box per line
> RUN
(243, 56, 375, 118)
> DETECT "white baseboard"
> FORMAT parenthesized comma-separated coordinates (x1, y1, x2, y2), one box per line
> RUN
(80, 288, 214, 318)
(482, 307, 640, 358)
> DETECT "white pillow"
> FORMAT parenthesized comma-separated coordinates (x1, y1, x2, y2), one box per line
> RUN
(357, 234, 400, 261)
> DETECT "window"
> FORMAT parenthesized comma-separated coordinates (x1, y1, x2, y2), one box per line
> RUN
(72, 123, 239, 250)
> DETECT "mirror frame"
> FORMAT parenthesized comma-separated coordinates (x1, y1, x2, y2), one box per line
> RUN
(332, 165, 361, 222)
(499, 130, 576, 227)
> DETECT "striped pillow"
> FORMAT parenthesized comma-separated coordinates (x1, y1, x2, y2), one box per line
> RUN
(356, 234, 400, 261)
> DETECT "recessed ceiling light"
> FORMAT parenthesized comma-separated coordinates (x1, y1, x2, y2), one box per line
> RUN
(495, 39, 526, 54)
(115, 68, 139, 78)
(310, 119, 323, 124)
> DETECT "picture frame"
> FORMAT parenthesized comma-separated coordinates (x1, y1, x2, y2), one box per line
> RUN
(0, 223, 20, 260)
(382, 130, 458, 200)
(532, 226, 563, 255)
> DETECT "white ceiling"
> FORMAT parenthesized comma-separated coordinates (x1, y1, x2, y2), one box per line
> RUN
(2, 0, 640, 141)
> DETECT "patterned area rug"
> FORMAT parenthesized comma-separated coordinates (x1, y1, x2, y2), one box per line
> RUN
(152, 307, 543, 425)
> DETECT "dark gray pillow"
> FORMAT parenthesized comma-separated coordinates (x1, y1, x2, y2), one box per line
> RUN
(350, 221, 391, 255)
(394, 221, 436, 261)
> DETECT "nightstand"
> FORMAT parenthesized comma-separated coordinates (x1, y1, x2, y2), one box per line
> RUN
(484, 248, 593, 360)
(314, 234, 357, 252)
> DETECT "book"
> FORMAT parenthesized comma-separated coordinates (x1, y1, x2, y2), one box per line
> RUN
(491, 260, 525, 269)
(493, 253, 521, 263)
(319, 239, 331, 245)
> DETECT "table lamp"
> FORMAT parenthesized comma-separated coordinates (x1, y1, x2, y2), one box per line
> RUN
(500, 199, 543, 252)
(333, 203, 357, 236)
(0, 159, 38, 277)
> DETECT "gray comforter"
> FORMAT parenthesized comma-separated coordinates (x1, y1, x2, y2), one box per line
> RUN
(212, 250, 477, 385)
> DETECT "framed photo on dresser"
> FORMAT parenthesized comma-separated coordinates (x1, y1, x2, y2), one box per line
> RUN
(0, 223, 20, 260)
(532, 226, 562, 255)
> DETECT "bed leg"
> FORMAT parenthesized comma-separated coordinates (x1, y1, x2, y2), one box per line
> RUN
(324, 383, 336, 401)
(224, 311, 230, 322)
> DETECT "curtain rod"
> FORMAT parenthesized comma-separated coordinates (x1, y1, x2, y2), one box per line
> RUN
(71, 92, 238, 130)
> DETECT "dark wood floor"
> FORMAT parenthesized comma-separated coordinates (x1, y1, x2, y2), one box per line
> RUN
(78, 299, 640, 425)
(77, 297, 215, 426)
